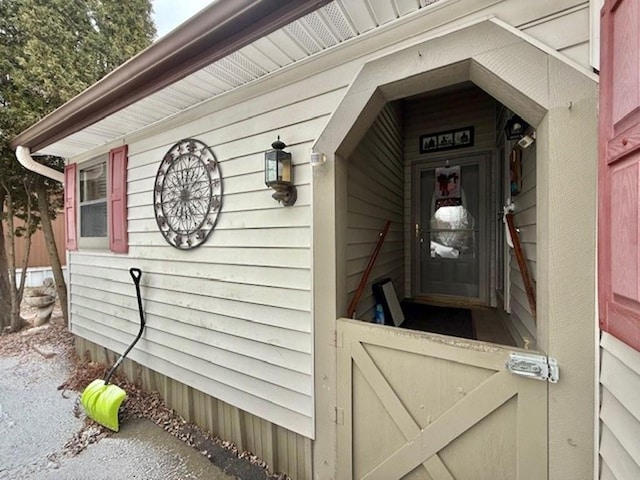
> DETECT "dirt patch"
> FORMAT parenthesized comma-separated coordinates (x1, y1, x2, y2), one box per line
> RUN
(0, 316, 69, 358)
(0, 299, 290, 480)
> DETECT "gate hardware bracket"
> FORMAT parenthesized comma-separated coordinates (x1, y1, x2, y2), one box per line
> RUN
(331, 406, 344, 425)
(506, 352, 559, 383)
(329, 330, 343, 348)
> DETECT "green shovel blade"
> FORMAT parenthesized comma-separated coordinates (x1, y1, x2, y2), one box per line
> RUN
(81, 379, 127, 432)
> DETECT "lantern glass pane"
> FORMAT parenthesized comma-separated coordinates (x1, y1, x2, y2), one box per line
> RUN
(279, 155, 291, 183)
(265, 151, 278, 184)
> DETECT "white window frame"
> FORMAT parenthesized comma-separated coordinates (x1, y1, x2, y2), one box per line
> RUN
(77, 155, 109, 249)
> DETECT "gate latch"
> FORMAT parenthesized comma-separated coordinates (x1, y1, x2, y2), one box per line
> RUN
(506, 352, 559, 383)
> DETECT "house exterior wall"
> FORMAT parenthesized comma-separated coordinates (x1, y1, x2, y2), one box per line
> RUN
(520, 3, 591, 68)
(64, 2, 594, 478)
(493, 107, 539, 348)
(508, 143, 538, 347)
(599, 332, 640, 479)
(312, 17, 597, 480)
(76, 336, 312, 478)
(346, 102, 404, 321)
(68, 81, 351, 440)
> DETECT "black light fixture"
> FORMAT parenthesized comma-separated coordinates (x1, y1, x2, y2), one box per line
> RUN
(265, 136, 296, 206)
(504, 114, 530, 140)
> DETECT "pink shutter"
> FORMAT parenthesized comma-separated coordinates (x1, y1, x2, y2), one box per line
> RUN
(64, 164, 77, 251)
(599, 0, 640, 351)
(108, 145, 129, 253)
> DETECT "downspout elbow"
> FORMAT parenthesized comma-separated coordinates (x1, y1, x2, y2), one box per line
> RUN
(15, 146, 65, 184)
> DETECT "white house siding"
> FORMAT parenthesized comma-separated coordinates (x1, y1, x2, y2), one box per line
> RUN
(519, 3, 591, 68)
(402, 85, 497, 300)
(346, 102, 404, 321)
(600, 332, 640, 479)
(69, 81, 351, 439)
(494, 105, 538, 349)
(66, 0, 592, 457)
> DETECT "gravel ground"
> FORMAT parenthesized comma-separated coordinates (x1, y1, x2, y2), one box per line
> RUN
(0, 297, 289, 480)
(0, 345, 83, 478)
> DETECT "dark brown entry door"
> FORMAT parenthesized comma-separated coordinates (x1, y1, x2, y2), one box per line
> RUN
(414, 153, 489, 304)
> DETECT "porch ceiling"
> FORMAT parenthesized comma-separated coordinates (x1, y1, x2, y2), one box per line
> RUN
(29, 0, 443, 159)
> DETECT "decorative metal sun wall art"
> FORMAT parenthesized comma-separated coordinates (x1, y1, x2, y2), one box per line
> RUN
(153, 139, 222, 249)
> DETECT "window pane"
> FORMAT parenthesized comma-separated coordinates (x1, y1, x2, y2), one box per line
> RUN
(80, 163, 107, 202)
(420, 163, 481, 298)
(80, 203, 107, 237)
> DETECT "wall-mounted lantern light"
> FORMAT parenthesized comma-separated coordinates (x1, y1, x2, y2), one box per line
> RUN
(504, 115, 530, 140)
(265, 137, 297, 206)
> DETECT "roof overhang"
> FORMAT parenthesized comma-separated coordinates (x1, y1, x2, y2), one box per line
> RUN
(10, 0, 332, 153)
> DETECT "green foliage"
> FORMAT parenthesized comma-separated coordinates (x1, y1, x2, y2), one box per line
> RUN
(0, 0, 155, 329)
(0, 0, 155, 138)
(0, 0, 155, 240)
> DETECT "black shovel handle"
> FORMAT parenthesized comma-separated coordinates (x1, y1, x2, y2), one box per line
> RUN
(104, 268, 146, 385)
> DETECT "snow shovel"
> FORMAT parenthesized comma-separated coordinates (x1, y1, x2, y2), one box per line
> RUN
(81, 268, 146, 431)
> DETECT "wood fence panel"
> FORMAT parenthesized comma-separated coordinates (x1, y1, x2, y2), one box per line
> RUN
(4, 214, 66, 268)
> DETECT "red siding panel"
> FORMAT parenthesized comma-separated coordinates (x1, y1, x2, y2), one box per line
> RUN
(64, 164, 77, 251)
(108, 145, 128, 253)
(599, 0, 640, 351)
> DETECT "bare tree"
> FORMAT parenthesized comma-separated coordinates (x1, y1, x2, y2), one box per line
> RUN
(0, 177, 34, 331)
(36, 178, 67, 323)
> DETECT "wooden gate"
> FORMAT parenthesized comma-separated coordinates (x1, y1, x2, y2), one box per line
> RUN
(336, 318, 547, 480)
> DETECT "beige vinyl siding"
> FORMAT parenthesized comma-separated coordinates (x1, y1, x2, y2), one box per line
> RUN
(69, 81, 351, 439)
(403, 85, 497, 299)
(508, 143, 537, 347)
(346, 102, 404, 320)
(520, 3, 591, 69)
(494, 104, 537, 348)
(66, 0, 592, 453)
(600, 332, 640, 479)
(76, 336, 313, 480)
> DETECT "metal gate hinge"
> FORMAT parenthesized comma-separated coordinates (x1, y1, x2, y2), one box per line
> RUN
(506, 352, 559, 383)
(330, 330, 343, 348)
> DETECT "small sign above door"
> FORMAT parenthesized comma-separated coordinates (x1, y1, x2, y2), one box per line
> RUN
(420, 126, 474, 154)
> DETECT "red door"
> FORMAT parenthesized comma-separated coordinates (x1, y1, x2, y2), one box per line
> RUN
(599, 0, 640, 351)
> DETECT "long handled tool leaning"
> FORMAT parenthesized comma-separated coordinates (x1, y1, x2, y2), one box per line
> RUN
(81, 268, 146, 431)
(347, 220, 391, 318)
(504, 212, 536, 318)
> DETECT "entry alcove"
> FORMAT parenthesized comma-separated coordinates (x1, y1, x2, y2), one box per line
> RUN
(311, 18, 597, 480)
(343, 83, 533, 348)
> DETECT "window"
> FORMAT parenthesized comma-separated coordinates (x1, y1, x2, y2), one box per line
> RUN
(64, 146, 128, 253)
(79, 160, 107, 239)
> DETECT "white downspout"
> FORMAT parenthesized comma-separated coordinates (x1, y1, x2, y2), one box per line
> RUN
(15, 146, 64, 184)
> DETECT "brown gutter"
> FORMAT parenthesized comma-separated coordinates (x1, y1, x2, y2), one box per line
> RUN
(10, 0, 331, 153)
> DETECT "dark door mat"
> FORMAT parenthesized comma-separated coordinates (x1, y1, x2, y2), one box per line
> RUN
(399, 302, 476, 340)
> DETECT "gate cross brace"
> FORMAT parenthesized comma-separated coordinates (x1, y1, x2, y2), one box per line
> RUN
(352, 342, 517, 480)
(351, 342, 454, 480)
